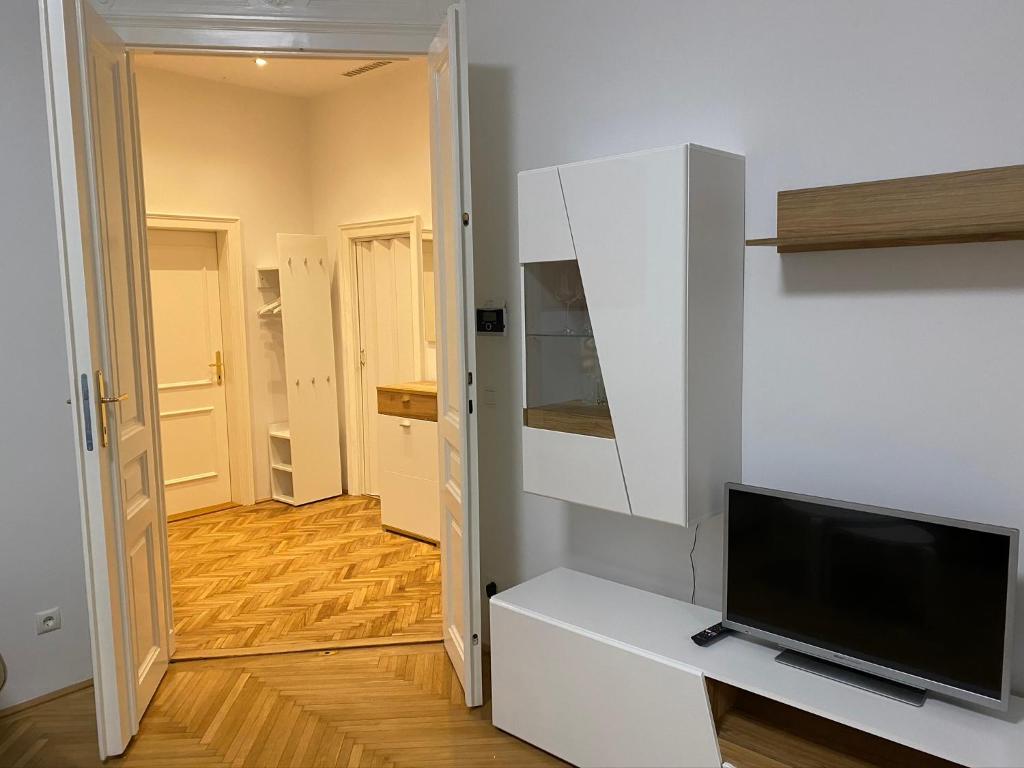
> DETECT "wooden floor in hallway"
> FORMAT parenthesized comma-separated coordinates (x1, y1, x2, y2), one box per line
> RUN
(0, 643, 567, 767)
(169, 495, 442, 659)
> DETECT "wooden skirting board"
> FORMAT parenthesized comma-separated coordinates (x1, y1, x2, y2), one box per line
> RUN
(748, 163, 1024, 252)
(171, 634, 441, 662)
(167, 501, 238, 523)
(0, 679, 92, 719)
(383, 523, 440, 546)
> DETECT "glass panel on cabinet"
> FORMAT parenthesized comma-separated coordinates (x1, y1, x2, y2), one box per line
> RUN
(523, 260, 613, 438)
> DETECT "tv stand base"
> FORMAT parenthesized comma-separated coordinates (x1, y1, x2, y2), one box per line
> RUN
(775, 649, 927, 707)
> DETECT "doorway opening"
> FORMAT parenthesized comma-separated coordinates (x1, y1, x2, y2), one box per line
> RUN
(43, 3, 480, 756)
(132, 52, 445, 660)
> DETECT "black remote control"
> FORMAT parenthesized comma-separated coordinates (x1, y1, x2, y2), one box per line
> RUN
(691, 622, 731, 647)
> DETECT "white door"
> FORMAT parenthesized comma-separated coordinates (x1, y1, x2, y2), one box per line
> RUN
(148, 228, 232, 515)
(428, 2, 483, 707)
(355, 236, 419, 496)
(42, 0, 170, 757)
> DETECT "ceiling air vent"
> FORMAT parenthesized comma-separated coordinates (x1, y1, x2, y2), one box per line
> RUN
(343, 61, 393, 78)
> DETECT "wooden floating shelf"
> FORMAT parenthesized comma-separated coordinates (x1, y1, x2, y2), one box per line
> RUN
(747, 164, 1024, 253)
(524, 400, 614, 439)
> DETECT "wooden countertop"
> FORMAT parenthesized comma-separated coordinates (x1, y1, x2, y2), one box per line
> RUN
(377, 381, 438, 421)
(376, 380, 437, 397)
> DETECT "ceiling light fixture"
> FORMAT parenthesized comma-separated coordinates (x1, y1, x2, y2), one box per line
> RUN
(255, 57, 268, 68)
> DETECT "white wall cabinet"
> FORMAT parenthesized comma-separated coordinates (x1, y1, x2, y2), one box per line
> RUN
(519, 144, 744, 527)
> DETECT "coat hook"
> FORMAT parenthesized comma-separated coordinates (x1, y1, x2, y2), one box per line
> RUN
(311, 376, 316, 385)
(326, 375, 331, 383)
(288, 256, 292, 267)
(295, 378, 299, 386)
(304, 256, 308, 266)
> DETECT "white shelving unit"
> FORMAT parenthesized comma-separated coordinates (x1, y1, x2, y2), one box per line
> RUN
(263, 235, 343, 506)
(491, 569, 1024, 768)
(517, 144, 745, 528)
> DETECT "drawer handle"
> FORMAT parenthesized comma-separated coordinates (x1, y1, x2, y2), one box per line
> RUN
(400, 419, 412, 428)
(401, 394, 412, 404)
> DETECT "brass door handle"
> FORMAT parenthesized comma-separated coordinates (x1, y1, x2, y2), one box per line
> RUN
(95, 370, 127, 448)
(208, 350, 224, 385)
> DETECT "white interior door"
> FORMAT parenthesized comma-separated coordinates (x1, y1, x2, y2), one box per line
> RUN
(428, 2, 482, 707)
(41, 0, 170, 757)
(148, 228, 232, 515)
(355, 236, 419, 496)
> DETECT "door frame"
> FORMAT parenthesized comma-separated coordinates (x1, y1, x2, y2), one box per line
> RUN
(337, 216, 426, 495)
(41, 2, 479, 755)
(146, 213, 256, 508)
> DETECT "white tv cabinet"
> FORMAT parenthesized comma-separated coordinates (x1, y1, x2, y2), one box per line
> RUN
(517, 144, 744, 527)
(490, 569, 1024, 768)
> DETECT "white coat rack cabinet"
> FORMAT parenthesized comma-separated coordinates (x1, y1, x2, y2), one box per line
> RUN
(260, 234, 343, 505)
(518, 144, 745, 528)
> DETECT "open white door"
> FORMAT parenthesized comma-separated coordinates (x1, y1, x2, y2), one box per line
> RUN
(428, 3, 483, 707)
(40, 0, 171, 757)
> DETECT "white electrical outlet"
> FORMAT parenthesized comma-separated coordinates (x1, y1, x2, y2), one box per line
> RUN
(36, 607, 61, 635)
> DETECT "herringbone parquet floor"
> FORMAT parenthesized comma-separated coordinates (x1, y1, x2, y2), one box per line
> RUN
(0, 644, 567, 767)
(168, 496, 443, 659)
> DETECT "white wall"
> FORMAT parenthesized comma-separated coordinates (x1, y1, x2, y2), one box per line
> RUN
(136, 68, 315, 501)
(0, 2, 93, 708)
(310, 59, 433, 234)
(464, 0, 1024, 693)
(309, 58, 436, 395)
(137, 62, 434, 499)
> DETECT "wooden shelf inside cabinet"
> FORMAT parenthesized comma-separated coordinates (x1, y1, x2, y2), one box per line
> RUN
(269, 426, 291, 440)
(747, 164, 1024, 253)
(708, 680, 959, 768)
(271, 463, 293, 473)
(523, 400, 614, 439)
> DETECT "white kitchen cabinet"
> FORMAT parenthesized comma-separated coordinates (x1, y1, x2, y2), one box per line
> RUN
(518, 144, 744, 527)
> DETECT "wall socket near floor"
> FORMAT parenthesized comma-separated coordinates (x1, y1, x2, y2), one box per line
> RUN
(35, 607, 61, 635)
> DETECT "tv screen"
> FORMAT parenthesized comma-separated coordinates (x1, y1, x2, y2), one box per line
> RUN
(724, 484, 1017, 708)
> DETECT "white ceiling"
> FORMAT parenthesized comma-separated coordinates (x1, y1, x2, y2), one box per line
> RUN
(133, 53, 413, 98)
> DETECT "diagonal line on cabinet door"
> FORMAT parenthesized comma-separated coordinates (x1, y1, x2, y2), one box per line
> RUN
(556, 166, 580, 261)
(556, 167, 634, 516)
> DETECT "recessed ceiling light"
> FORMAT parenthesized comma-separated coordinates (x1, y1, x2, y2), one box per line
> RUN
(255, 57, 268, 68)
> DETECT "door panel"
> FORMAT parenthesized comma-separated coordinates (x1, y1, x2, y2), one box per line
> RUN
(429, 2, 482, 706)
(148, 228, 232, 514)
(42, 0, 170, 755)
(356, 236, 419, 496)
(87, 25, 168, 716)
